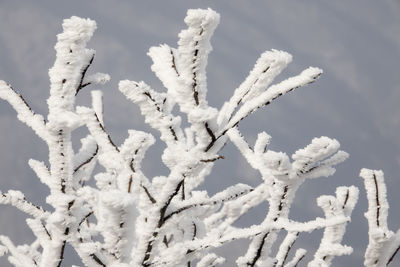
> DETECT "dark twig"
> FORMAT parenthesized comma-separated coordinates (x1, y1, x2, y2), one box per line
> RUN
(228, 66, 270, 122)
(142, 180, 184, 266)
(94, 113, 120, 153)
(74, 145, 99, 173)
(387, 245, 400, 266)
(274, 232, 299, 267)
(76, 54, 95, 95)
(294, 253, 305, 267)
(41, 222, 52, 240)
(191, 27, 203, 106)
(142, 184, 157, 204)
(164, 188, 252, 223)
(342, 189, 350, 210)
(200, 155, 224, 163)
(206, 72, 321, 152)
(373, 173, 381, 227)
(170, 48, 179, 76)
(248, 232, 269, 267)
(90, 253, 107, 267)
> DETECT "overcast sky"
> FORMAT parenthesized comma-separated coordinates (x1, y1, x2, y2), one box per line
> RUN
(0, 1, 399, 266)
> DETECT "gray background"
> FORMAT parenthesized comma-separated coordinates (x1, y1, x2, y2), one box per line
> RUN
(0, 1, 399, 266)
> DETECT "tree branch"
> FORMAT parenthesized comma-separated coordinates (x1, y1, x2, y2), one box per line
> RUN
(0, 190, 50, 219)
(76, 54, 95, 95)
(0, 81, 48, 141)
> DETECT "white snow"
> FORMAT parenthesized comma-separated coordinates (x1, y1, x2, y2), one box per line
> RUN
(0, 8, 395, 267)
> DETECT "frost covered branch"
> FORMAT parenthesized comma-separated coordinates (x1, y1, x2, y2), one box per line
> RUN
(360, 169, 400, 267)
(0, 7, 396, 267)
(309, 186, 359, 266)
(0, 190, 50, 219)
(0, 82, 48, 140)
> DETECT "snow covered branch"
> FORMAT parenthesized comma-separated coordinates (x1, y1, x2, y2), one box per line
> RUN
(119, 81, 183, 146)
(309, 186, 359, 266)
(360, 169, 400, 267)
(0, 190, 50, 219)
(0, 7, 396, 267)
(227, 130, 353, 266)
(0, 81, 48, 140)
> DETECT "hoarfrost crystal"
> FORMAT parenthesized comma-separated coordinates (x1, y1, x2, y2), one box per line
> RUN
(0, 8, 398, 267)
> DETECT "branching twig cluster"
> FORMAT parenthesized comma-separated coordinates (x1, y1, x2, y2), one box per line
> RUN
(0, 8, 398, 267)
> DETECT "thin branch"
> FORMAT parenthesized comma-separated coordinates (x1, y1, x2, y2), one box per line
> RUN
(360, 169, 393, 266)
(159, 180, 184, 227)
(89, 253, 106, 267)
(0, 235, 37, 267)
(142, 184, 157, 204)
(95, 113, 120, 153)
(274, 232, 299, 267)
(164, 187, 252, 222)
(74, 145, 99, 173)
(78, 211, 94, 229)
(56, 227, 70, 267)
(283, 249, 306, 267)
(248, 232, 269, 267)
(207, 68, 322, 151)
(76, 54, 95, 95)
(170, 48, 179, 76)
(0, 81, 48, 140)
(373, 173, 381, 227)
(190, 27, 203, 106)
(387, 245, 400, 266)
(77, 107, 120, 158)
(0, 191, 50, 219)
(200, 155, 224, 163)
(142, 179, 184, 266)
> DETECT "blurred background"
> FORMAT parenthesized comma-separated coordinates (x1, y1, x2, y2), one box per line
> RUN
(0, 1, 399, 266)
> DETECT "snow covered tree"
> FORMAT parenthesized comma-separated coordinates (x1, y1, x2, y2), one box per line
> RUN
(0, 8, 398, 267)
